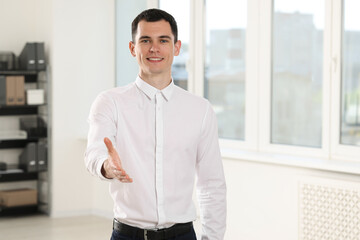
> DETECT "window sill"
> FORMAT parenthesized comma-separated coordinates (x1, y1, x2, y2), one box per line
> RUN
(221, 148, 360, 175)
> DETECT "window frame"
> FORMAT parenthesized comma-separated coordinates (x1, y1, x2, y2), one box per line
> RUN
(331, 0, 360, 161)
(258, 0, 332, 159)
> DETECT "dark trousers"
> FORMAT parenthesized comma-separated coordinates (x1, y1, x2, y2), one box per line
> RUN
(110, 227, 197, 240)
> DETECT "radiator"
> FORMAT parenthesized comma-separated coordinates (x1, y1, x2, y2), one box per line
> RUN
(299, 178, 360, 240)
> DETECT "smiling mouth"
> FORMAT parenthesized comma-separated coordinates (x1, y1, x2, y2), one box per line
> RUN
(147, 57, 164, 62)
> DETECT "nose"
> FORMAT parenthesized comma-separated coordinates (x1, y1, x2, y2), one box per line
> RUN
(149, 42, 160, 53)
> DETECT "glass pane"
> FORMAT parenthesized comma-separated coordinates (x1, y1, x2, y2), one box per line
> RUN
(205, 0, 247, 140)
(271, 0, 324, 147)
(341, 0, 360, 146)
(159, 0, 190, 90)
(115, 0, 147, 86)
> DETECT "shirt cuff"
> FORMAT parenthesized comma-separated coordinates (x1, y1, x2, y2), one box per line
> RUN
(95, 155, 112, 181)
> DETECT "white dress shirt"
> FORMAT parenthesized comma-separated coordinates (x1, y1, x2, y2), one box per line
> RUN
(85, 76, 226, 240)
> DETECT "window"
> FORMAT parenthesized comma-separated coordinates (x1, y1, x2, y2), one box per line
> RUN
(340, 0, 360, 146)
(204, 0, 247, 140)
(271, 0, 325, 148)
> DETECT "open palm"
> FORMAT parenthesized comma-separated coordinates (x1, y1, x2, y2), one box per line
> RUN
(103, 137, 133, 183)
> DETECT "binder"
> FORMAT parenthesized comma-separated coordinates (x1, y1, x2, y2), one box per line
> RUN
(20, 116, 47, 138)
(37, 142, 47, 171)
(15, 76, 25, 105)
(19, 42, 46, 70)
(19, 142, 37, 172)
(0, 76, 6, 105)
(36, 43, 46, 70)
(5, 76, 16, 105)
(19, 43, 36, 70)
(0, 52, 16, 70)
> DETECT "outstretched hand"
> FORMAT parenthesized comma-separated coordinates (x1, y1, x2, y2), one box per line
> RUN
(101, 137, 133, 183)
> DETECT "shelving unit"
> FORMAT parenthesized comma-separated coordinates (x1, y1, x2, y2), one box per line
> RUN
(0, 105, 42, 116)
(0, 67, 50, 217)
(0, 70, 38, 82)
(0, 139, 40, 149)
(0, 172, 38, 182)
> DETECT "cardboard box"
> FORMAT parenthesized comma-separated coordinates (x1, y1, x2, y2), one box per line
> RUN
(0, 189, 37, 207)
(26, 89, 44, 105)
(15, 76, 25, 105)
(6, 76, 16, 105)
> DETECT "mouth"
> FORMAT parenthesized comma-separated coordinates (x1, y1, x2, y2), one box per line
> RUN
(147, 57, 164, 62)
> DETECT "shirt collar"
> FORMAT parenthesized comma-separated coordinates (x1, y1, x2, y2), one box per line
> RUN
(135, 76, 174, 101)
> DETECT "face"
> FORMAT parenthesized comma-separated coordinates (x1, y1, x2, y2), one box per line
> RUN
(129, 20, 181, 80)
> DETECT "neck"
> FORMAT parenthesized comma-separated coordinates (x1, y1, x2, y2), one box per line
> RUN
(139, 73, 172, 90)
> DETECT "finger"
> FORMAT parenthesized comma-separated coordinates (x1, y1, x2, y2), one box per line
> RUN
(114, 172, 133, 183)
(120, 177, 133, 183)
(112, 167, 127, 175)
(123, 174, 133, 182)
(113, 169, 126, 177)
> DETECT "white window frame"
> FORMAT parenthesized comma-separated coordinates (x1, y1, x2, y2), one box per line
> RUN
(258, 0, 332, 159)
(219, 0, 259, 152)
(330, 0, 360, 161)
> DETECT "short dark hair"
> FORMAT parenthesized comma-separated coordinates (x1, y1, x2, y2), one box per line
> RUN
(131, 8, 178, 43)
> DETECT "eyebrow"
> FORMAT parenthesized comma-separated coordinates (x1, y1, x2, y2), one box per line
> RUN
(138, 35, 172, 40)
(139, 36, 151, 40)
(158, 35, 172, 39)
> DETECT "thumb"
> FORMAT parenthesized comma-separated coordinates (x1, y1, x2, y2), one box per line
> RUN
(104, 137, 115, 153)
(104, 137, 122, 169)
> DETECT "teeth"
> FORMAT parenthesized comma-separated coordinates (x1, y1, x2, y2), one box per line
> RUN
(148, 58, 162, 61)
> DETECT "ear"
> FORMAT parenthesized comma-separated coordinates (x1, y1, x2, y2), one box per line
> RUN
(174, 40, 181, 56)
(129, 41, 136, 57)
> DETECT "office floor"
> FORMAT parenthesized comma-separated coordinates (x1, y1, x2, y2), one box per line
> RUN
(0, 215, 112, 240)
(0, 215, 202, 240)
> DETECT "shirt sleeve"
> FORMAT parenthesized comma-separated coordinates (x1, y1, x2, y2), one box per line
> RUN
(84, 92, 117, 181)
(196, 102, 227, 240)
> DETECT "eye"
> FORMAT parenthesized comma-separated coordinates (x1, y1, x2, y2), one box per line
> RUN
(141, 39, 150, 43)
(160, 39, 169, 43)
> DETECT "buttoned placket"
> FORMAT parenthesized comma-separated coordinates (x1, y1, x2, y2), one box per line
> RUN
(155, 91, 166, 227)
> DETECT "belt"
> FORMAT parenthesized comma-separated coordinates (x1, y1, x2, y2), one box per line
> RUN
(113, 219, 193, 240)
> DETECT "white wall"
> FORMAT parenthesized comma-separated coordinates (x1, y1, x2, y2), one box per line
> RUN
(0, 0, 52, 56)
(50, 0, 115, 216)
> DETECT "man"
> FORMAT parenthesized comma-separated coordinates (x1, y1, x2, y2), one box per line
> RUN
(85, 8, 226, 240)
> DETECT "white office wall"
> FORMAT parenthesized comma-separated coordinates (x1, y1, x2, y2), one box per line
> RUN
(0, 0, 52, 56)
(50, 0, 115, 216)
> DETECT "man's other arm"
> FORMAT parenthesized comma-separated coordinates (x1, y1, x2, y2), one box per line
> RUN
(196, 102, 227, 240)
